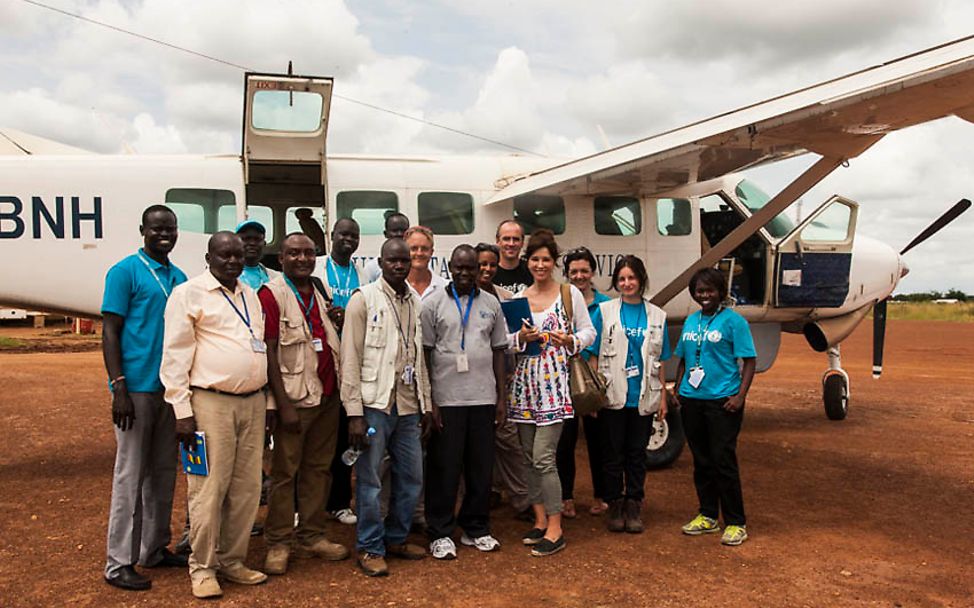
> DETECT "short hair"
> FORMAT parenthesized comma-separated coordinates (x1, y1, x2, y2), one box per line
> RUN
(450, 244, 477, 263)
(562, 246, 597, 277)
(524, 228, 559, 261)
(611, 255, 649, 295)
(495, 219, 524, 239)
(475, 242, 500, 260)
(688, 267, 728, 300)
(332, 217, 359, 231)
(141, 204, 175, 225)
(385, 212, 409, 228)
(281, 231, 315, 250)
(404, 225, 434, 245)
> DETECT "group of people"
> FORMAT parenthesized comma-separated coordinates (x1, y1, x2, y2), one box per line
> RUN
(101, 205, 757, 598)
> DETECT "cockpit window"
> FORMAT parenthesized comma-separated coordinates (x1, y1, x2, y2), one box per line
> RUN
(735, 179, 795, 238)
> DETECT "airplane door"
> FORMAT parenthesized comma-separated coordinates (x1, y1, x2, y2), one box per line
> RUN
(242, 72, 333, 251)
(774, 196, 858, 307)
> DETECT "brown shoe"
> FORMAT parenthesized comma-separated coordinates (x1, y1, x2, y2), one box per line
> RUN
(191, 574, 223, 599)
(606, 499, 625, 533)
(264, 544, 290, 575)
(294, 537, 350, 561)
(219, 563, 267, 586)
(624, 499, 644, 534)
(357, 552, 389, 577)
(385, 542, 426, 560)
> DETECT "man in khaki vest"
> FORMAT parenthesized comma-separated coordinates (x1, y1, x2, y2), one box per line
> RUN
(257, 233, 350, 575)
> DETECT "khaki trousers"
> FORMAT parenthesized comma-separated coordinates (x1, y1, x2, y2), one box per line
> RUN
(186, 389, 265, 580)
(264, 391, 341, 546)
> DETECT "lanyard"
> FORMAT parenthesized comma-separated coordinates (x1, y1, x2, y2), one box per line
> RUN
(220, 286, 255, 339)
(450, 284, 475, 350)
(692, 307, 723, 368)
(137, 250, 172, 298)
(382, 289, 414, 354)
(326, 258, 355, 296)
(621, 302, 646, 367)
(284, 276, 316, 332)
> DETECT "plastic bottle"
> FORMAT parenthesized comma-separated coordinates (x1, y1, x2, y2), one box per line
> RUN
(340, 426, 377, 465)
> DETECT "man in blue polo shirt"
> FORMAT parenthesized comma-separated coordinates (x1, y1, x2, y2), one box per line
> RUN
(102, 204, 189, 591)
(237, 219, 278, 290)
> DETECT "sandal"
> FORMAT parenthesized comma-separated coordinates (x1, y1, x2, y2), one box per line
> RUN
(562, 499, 577, 519)
(588, 501, 609, 516)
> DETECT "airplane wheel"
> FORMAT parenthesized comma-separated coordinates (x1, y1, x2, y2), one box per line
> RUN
(646, 408, 685, 470)
(823, 373, 848, 420)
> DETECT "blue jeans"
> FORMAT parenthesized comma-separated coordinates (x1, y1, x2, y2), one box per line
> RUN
(355, 404, 423, 555)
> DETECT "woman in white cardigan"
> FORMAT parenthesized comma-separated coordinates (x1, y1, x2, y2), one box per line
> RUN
(589, 256, 671, 533)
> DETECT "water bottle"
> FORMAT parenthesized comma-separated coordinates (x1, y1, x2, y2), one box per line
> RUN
(340, 426, 376, 465)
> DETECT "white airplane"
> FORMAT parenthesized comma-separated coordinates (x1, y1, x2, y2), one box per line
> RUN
(2, 36, 972, 466)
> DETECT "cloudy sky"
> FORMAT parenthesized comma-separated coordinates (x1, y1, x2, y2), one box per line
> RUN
(2, 0, 972, 292)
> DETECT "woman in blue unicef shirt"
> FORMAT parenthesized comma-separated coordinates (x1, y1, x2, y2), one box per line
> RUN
(589, 256, 671, 534)
(672, 267, 756, 546)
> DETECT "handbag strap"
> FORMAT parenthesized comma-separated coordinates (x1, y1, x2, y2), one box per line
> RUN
(560, 283, 573, 330)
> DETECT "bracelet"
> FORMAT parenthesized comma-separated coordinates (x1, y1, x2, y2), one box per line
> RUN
(108, 376, 126, 393)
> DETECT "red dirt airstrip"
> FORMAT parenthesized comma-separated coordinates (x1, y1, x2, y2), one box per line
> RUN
(0, 320, 971, 607)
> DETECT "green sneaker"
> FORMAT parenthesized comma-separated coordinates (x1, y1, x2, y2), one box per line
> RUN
(681, 514, 720, 536)
(721, 525, 748, 546)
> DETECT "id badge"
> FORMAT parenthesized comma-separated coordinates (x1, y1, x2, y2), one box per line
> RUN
(688, 366, 705, 388)
(251, 338, 267, 353)
(625, 365, 640, 378)
(312, 338, 324, 352)
(401, 364, 415, 385)
(457, 353, 469, 373)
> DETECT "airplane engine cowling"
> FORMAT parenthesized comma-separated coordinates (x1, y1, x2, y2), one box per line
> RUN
(802, 302, 874, 352)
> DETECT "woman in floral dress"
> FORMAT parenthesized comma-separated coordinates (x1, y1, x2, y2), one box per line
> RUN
(509, 229, 595, 556)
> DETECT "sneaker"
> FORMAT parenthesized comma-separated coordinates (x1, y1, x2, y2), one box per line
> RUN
(429, 537, 457, 560)
(219, 563, 267, 585)
(332, 508, 357, 525)
(385, 542, 427, 560)
(460, 533, 500, 552)
(191, 574, 223, 599)
(721, 525, 748, 546)
(530, 536, 565, 557)
(295, 537, 350, 561)
(521, 527, 547, 546)
(264, 544, 290, 575)
(682, 514, 720, 536)
(357, 552, 389, 577)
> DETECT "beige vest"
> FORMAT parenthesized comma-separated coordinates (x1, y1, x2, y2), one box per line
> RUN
(264, 276, 341, 408)
(358, 282, 429, 413)
(596, 298, 667, 416)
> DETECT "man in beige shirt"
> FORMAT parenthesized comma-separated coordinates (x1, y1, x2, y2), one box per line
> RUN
(341, 238, 431, 577)
(162, 231, 269, 599)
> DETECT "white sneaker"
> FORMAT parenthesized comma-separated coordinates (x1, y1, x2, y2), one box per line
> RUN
(429, 537, 457, 560)
(460, 532, 501, 552)
(332, 508, 357, 525)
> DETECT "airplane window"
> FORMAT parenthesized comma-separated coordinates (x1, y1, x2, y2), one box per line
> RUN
(337, 191, 399, 235)
(656, 198, 692, 236)
(513, 194, 565, 235)
(165, 188, 235, 234)
(217, 205, 274, 242)
(418, 192, 474, 235)
(800, 201, 852, 242)
(735, 180, 795, 238)
(251, 90, 323, 133)
(594, 197, 641, 236)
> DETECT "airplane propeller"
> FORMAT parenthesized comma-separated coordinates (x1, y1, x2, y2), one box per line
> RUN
(873, 198, 971, 379)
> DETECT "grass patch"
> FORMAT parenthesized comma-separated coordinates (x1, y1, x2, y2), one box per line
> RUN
(0, 336, 26, 349)
(885, 302, 974, 322)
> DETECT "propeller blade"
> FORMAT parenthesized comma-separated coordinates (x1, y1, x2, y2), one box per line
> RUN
(900, 199, 971, 255)
(872, 298, 887, 379)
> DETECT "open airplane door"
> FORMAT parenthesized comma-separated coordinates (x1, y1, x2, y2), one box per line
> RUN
(774, 196, 859, 308)
(242, 72, 333, 250)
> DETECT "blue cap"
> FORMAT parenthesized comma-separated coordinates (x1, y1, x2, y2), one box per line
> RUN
(235, 219, 266, 235)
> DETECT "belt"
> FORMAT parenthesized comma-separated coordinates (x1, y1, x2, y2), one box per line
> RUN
(191, 385, 265, 399)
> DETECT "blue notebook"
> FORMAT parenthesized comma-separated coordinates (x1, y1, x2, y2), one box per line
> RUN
(180, 432, 209, 476)
(500, 297, 540, 357)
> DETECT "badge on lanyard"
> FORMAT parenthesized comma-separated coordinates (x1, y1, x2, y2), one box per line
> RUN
(402, 364, 415, 385)
(456, 353, 469, 373)
(312, 338, 324, 352)
(688, 366, 705, 388)
(450, 284, 474, 374)
(251, 338, 267, 353)
(625, 365, 640, 378)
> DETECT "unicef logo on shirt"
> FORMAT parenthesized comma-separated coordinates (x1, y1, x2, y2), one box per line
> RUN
(705, 330, 723, 343)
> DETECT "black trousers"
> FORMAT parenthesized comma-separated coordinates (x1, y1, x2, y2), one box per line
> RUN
(556, 415, 607, 501)
(425, 405, 495, 540)
(326, 406, 352, 512)
(680, 397, 746, 526)
(600, 408, 653, 502)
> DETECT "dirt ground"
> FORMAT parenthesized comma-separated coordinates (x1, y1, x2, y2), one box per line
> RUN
(0, 320, 971, 607)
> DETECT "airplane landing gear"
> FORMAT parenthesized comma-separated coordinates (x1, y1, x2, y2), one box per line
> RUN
(823, 346, 849, 420)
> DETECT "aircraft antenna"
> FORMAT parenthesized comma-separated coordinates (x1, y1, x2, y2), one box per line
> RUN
(18, 0, 548, 157)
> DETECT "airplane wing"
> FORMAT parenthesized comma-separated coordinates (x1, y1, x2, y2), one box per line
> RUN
(0, 128, 92, 155)
(486, 35, 974, 204)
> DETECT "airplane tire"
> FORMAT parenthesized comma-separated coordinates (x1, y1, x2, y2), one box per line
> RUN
(646, 408, 685, 470)
(823, 373, 849, 421)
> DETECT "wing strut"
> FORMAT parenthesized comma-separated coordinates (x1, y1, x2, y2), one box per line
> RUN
(649, 154, 855, 307)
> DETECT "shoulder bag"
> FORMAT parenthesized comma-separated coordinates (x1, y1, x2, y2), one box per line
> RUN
(561, 283, 607, 416)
